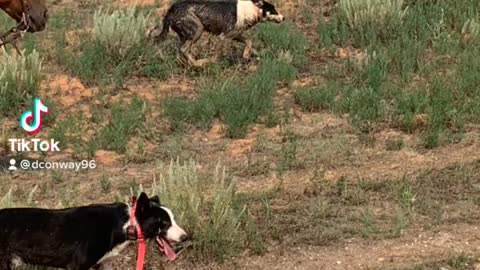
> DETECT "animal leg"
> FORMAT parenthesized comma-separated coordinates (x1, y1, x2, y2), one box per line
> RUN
(233, 35, 253, 61)
(67, 247, 99, 270)
(176, 36, 188, 65)
(214, 34, 227, 60)
(95, 261, 113, 270)
(244, 39, 253, 60)
(175, 11, 208, 67)
(179, 40, 198, 66)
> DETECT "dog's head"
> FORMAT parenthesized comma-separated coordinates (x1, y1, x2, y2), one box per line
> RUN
(253, 0, 285, 23)
(134, 193, 188, 260)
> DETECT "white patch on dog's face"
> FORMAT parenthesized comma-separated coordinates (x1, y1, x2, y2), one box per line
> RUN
(263, 11, 285, 23)
(161, 206, 187, 243)
(266, 12, 284, 23)
(236, 0, 261, 29)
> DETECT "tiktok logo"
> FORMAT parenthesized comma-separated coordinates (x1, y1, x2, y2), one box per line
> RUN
(20, 98, 50, 134)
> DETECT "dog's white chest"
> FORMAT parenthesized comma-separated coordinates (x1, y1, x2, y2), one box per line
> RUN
(236, 1, 260, 29)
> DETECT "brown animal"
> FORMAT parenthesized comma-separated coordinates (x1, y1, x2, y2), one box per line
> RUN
(0, 0, 48, 52)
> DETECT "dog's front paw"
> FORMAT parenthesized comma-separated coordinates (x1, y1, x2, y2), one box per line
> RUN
(242, 51, 252, 61)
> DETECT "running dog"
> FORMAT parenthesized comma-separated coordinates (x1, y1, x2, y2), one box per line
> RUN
(0, 192, 188, 270)
(149, 0, 285, 66)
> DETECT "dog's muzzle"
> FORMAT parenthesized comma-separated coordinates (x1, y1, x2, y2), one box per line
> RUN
(267, 14, 285, 23)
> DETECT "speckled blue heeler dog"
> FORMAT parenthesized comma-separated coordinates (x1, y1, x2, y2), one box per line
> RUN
(148, 0, 285, 66)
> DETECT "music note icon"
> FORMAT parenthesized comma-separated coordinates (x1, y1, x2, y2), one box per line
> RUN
(20, 98, 50, 135)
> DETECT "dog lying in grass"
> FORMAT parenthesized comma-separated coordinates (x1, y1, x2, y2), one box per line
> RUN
(0, 192, 187, 270)
(148, 0, 285, 67)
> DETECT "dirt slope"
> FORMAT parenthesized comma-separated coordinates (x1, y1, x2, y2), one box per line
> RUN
(165, 224, 480, 270)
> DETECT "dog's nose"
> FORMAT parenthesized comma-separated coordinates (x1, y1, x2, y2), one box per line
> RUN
(180, 234, 188, 242)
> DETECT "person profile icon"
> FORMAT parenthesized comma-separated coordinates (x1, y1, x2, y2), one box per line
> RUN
(8, 159, 17, 171)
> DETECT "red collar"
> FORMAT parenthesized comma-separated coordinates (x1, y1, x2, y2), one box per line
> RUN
(127, 197, 147, 270)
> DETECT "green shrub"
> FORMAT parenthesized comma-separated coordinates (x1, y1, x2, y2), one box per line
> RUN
(93, 7, 150, 59)
(342, 87, 387, 130)
(391, 178, 416, 215)
(67, 8, 173, 86)
(0, 188, 15, 208)
(1, 186, 38, 208)
(163, 59, 297, 138)
(220, 59, 295, 138)
(387, 33, 426, 82)
(277, 131, 301, 174)
(163, 94, 218, 131)
(394, 91, 429, 133)
(95, 97, 147, 153)
(0, 49, 42, 115)
(294, 87, 336, 112)
(423, 79, 463, 148)
(462, 18, 480, 45)
(256, 23, 308, 66)
(151, 160, 247, 261)
(339, 0, 408, 42)
(358, 50, 390, 89)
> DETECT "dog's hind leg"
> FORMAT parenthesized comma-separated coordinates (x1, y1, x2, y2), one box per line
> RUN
(176, 37, 196, 67)
(177, 12, 210, 67)
(179, 40, 198, 66)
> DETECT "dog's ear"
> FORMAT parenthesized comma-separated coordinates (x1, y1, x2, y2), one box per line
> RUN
(136, 192, 150, 213)
(150, 195, 161, 205)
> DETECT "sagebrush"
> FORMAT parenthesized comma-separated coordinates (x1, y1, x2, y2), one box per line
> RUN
(0, 49, 42, 115)
(339, 0, 407, 41)
(151, 160, 247, 261)
(93, 7, 150, 58)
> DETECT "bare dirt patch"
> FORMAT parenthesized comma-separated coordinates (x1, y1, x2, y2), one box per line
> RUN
(42, 74, 97, 119)
(203, 224, 480, 270)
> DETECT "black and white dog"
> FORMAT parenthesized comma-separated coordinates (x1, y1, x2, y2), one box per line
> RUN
(0, 192, 188, 270)
(149, 0, 285, 66)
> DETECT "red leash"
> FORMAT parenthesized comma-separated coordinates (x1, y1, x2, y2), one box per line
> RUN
(129, 197, 146, 270)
